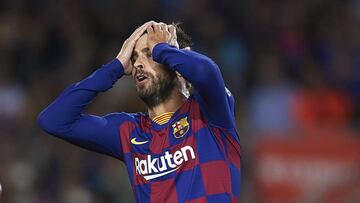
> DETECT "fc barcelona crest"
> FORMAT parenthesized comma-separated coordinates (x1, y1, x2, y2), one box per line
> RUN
(172, 117, 190, 138)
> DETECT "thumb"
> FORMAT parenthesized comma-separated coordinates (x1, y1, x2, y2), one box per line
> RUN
(168, 25, 177, 38)
(168, 25, 179, 48)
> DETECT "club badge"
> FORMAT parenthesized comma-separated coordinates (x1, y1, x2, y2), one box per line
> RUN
(172, 117, 190, 138)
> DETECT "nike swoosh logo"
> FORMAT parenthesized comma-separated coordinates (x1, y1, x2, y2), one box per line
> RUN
(131, 138, 149, 145)
(143, 167, 180, 180)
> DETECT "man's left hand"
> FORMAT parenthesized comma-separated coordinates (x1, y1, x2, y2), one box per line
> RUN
(147, 23, 179, 53)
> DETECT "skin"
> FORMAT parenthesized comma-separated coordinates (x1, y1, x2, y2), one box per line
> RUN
(131, 33, 164, 92)
(116, 22, 186, 119)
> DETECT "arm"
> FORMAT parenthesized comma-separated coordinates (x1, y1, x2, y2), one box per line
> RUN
(38, 21, 155, 159)
(38, 59, 127, 159)
(152, 43, 236, 129)
(146, 23, 235, 129)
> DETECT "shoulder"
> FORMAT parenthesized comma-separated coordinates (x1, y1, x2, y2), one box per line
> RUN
(192, 87, 236, 113)
(191, 87, 236, 128)
(225, 87, 236, 116)
(103, 112, 142, 125)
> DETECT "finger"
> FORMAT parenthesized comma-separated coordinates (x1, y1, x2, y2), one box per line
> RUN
(168, 25, 177, 39)
(147, 25, 154, 35)
(136, 21, 155, 32)
(134, 25, 148, 38)
(128, 27, 146, 43)
(160, 23, 168, 32)
(130, 21, 155, 40)
(168, 25, 178, 47)
(153, 23, 161, 32)
(132, 23, 148, 36)
(142, 20, 155, 31)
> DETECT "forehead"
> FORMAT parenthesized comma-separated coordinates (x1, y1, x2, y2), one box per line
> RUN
(134, 34, 148, 52)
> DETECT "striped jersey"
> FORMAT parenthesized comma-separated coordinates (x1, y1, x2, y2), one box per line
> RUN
(38, 43, 241, 203)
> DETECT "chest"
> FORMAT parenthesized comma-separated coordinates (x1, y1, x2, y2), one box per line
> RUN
(131, 115, 196, 155)
(126, 115, 206, 182)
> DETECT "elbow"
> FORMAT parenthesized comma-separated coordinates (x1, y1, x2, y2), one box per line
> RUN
(201, 58, 219, 73)
(192, 57, 222, 84)
(37, 110, 60, 135)
(37, 110, 52, 133)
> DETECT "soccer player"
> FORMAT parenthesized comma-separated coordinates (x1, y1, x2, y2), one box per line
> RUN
(38, 21, 240, 203)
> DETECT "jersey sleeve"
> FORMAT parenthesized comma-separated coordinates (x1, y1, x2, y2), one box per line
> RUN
(37, 59, 129, 160)
(152, 43, 236, 129)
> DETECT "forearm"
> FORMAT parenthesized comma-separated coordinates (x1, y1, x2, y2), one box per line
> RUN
(38, 59, 124, 134)
(152, 43, 224, 91)
(152, 43, 235, 128)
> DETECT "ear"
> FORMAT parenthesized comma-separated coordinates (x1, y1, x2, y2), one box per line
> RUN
(176, 71, 186, 88)
(176, 73, 190, 98)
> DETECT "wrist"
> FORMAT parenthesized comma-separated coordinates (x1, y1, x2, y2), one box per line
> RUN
(107, 58, 125, 77)
(116, 57, 132, 75)
(152, 43, 171, 62)
(149, 43, 157, 54)
(116, 56, 125, 66)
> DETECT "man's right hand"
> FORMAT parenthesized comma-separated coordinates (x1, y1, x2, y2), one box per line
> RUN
(116, 21, 155, 75)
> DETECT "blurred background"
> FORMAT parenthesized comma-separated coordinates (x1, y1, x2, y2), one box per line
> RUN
(0, 0, 360, 202)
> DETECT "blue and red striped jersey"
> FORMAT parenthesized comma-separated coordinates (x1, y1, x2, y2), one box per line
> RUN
(38, 43, 241, 203)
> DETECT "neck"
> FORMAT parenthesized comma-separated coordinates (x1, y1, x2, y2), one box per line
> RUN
(148, 89, 187, 119)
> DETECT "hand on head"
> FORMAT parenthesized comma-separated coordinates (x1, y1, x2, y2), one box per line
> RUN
(116, 21, 155, 75)
(146, 22, 179, 52)
(116, 21, 178, 75)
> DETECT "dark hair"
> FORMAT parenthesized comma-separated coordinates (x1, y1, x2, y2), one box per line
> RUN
(171, 22, 193, 49)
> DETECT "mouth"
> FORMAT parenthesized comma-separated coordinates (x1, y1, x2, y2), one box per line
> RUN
(135, 73, 149, 86)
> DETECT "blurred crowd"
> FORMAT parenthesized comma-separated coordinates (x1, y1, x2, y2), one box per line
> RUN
(0, 0, 359, 202)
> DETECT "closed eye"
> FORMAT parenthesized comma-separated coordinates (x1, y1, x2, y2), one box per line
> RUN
(144, 48, 151, 58)
(131, 52, 138, 64)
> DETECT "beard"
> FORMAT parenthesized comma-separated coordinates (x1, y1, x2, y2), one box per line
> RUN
(136, 69, 178, 109)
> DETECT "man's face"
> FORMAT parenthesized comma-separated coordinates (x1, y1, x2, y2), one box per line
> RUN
(131, 34, 177, 108)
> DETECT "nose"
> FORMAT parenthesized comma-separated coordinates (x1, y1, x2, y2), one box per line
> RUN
(133, 57, 144, 70)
